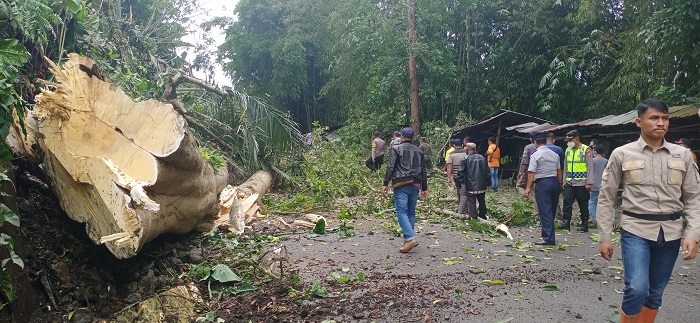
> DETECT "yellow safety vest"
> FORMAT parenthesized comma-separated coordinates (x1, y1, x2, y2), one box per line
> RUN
(565, 144, 589, 181)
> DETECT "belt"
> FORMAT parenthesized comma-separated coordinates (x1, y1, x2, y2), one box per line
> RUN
(622, 210, 682, 221)
(535, 176, 557, 183)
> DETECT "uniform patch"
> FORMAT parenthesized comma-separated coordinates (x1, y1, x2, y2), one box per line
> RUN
(671, 153, 681, 158)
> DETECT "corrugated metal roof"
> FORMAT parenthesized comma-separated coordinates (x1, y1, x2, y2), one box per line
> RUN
(505, 122, 541, 131)
(514, 105, 699, 134)
(669, 105, 699, 118)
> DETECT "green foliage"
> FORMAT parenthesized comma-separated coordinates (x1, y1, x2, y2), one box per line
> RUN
(467, 219, 496, 235)
(0, 34, 27, 310)
(279, 127, 370, 206)
(486, 195, 507, 222)
(0, 39, 29, 66)
(337, 205, 357, 221)
(382, 220, 402, 237)
(336, 222, 355, 238)
(200, 146, 226, 172)
(312, 217, 326, 235)
(508, 198, 537, 227)
(1, 0, 61, 49)
(306, 278, 327, 298)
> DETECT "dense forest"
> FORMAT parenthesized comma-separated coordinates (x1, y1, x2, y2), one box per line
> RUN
(3, 0, 699, 142)
(218, 0, 700, 132)
(1, 0, 699, 320)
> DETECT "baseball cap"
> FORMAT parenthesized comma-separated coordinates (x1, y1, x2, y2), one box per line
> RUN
(400, 127, 414, 139)
(565, 130, 579, 141)
(533, 132, 546, 141)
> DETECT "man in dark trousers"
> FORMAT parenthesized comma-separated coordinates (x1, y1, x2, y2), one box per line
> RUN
(382, 127, 428, 253)
(419, 137, 432, 170)
(365, 131, 386, 171)
(457, 143, 489, 220)
(446, 139, 467, 208)
(597, 99, 699, 322)
(524, 132, 562, 245)
(546, 132, 565, 221)
(562, 129, 594, 231)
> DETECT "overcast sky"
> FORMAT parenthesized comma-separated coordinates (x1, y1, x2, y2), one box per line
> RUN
(183, 0, 239, 86)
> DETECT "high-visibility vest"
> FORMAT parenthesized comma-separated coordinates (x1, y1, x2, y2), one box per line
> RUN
(565, 144, 590, 181)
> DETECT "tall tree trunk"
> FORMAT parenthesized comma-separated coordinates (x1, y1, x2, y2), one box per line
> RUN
(407, 0, 420, 137)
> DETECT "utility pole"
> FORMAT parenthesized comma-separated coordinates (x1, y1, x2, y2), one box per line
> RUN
(407, 0, 420, 138)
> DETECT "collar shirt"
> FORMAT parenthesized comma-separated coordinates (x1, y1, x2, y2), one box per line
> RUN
(447, 148, 467, 177)
(527, 146, 560, 180)
(520, 143, 537, 166)
(372, 138, 386, 158)
(597, 137, 700, 243)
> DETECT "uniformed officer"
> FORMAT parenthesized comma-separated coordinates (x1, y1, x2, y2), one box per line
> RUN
(524, 132, 562, 245)
(597, 99, 700, 322)
(562, 129, 594, 231)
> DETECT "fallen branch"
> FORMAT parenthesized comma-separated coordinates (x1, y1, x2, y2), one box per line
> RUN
(362, 176, 380, 193)
(419, 205, 464, 218)
(228, 258, 279, 280)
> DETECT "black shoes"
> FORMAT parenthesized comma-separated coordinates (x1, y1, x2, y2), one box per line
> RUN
(560, 220, 571, 231)
(535, 241, 555, 246)
(577, 220, 589, 232)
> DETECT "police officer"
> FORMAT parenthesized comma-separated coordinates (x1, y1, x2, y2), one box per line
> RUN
(597, 99, 700, 322)
(562, 129, 594, 231)
(524, 132, 562, 245)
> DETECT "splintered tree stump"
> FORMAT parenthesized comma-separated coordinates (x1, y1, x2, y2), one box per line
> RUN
(9, 54, 228, 258)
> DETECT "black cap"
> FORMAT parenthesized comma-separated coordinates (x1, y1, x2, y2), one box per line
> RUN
(533, 132, 547, 141)
(565, 130, 579, 140)
(400, 127, 414, 139)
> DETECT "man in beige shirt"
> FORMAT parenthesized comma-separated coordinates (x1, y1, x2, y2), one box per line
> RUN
(597, 99, 700, 322)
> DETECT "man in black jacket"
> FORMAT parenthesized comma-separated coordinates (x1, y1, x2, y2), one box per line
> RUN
(382, 127, 428, 253)
(457, 143, 489, 220)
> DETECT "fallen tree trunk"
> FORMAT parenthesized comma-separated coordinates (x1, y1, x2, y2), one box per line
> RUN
(8, 54, 228, 258)
(216, 170, 273, 234)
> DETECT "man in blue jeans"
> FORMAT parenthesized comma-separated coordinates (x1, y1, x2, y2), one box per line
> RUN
(382, 127, 428, 253)
(597, 99, 700, 322)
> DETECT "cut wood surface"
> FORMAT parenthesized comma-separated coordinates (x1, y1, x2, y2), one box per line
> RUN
(216, 170, 273, 234)
(8, 54, 228, 258)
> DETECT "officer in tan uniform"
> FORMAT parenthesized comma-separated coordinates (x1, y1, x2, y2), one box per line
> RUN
(597, 99, 700, 323)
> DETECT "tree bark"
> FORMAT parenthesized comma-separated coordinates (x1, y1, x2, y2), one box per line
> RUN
(216, 170, 273, 234)
(407, 0, 421, 138)
(8, 54, 228, 259)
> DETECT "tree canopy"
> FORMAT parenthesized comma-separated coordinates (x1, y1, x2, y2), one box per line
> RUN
(217, 0, 700, 132)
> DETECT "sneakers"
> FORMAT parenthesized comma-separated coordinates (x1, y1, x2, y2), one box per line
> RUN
(399, 239, 419, 253)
